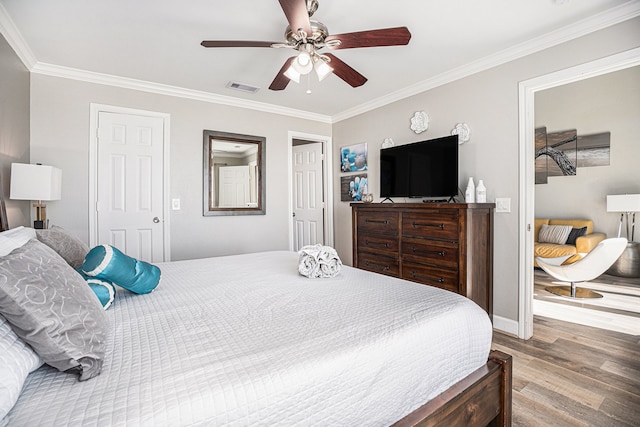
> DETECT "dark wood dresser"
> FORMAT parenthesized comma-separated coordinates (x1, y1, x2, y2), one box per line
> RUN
(351, 203, 494, 317)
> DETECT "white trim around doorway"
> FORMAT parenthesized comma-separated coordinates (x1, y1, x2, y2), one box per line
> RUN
(517, 47, 640, 339)
(287, 131, 334, 250)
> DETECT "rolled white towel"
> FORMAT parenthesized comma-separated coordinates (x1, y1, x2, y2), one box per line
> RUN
(298, 244, 342, 278)
(298, 251, 319, 278)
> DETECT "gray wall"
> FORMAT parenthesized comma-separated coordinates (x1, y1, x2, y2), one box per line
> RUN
(535, 66, 640, 240)
(0, 33, 30, 227)
(332, 17, 640, 325)
(29, 75, 331, 261)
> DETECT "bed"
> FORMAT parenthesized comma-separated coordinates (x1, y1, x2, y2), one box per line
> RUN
(0, 232, 511, 426)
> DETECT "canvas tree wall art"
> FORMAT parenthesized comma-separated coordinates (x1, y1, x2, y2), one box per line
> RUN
(535, 127, 610, 184)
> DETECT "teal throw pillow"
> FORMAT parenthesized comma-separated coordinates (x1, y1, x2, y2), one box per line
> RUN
(77, 269, 116, 310)
(81, 245, 161, 295)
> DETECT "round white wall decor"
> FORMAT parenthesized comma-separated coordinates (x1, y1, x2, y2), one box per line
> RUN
(410, 111, 429, 134)
(451, 123, 471, 144)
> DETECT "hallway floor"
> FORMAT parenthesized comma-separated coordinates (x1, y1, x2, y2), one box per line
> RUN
(533, 269, 640, 337)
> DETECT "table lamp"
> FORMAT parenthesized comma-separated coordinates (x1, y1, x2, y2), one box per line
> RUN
(606, 194, 640, 241)
(10, 163, 62, 229)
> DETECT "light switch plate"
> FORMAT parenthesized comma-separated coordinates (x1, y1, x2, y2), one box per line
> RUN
(495, 198, 511, 213)
(172, 198, 181, 210)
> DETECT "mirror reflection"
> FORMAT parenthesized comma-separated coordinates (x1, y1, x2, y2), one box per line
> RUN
(203, 130, 265, 216)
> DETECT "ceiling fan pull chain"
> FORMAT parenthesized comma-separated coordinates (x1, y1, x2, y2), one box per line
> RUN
(306, 74, 312, 94)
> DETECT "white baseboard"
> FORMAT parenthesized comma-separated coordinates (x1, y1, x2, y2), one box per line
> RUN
(492, 315, 519, 337)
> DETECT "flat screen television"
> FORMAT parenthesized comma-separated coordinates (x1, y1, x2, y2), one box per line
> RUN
(380, 135, 458, 200)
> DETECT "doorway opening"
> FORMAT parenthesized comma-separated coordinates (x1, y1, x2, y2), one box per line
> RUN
(518, 48, 640, 339)
(288, 131, 334, 251)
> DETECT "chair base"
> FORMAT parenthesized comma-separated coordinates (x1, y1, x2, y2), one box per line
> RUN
(545, 285, 603, 299)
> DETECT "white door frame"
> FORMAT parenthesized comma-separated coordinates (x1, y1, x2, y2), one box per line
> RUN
(89, 103, 172, 261)
(517, 47, 640, 339)
(287, 131, 334, 250)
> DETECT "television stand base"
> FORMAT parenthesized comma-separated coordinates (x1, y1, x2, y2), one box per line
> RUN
(422, 196, 455, 203)
(380, 197, 395, 203)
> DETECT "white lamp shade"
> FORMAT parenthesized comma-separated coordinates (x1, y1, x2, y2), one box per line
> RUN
(606, 194, 640, 212)
(10, 163, 62, 201)
(314, 59, 333, 81)
(284, 65, 301, 83)
(292, 52, 313, 74)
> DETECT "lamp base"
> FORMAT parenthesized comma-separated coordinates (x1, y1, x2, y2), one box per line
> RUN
(33, 202, 47, 229)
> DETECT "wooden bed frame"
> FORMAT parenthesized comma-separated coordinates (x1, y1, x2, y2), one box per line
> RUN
(394, 350, 512, 426)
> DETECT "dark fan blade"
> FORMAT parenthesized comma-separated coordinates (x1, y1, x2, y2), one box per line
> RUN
(325, 27, 411, 50)
(279, 0, 312, 36)
(324, 53, 367, 88)
(201, 41, 279, 48)
(269, 57, 297, 91)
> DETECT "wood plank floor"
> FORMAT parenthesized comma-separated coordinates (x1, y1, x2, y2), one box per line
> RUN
(492, 271, 640, 426)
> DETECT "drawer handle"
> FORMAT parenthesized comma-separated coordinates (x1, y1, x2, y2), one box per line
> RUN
(365, 261, 390, 272)
(412, 221, 445, 230)
(412, 247, 445, 257)
(365, 218, 389, 225)
(366, 240, 389, 248)
(412, 271, 445, 284)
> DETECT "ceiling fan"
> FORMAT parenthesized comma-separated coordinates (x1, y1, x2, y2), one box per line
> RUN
(201, 0, 411, 91)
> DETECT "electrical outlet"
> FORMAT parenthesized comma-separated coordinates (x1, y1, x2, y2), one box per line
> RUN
(172, 198, 181, 210)
(495, 198, 511, 213)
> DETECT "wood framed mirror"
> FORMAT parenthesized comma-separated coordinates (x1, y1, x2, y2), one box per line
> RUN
(203, 130, 266, 216)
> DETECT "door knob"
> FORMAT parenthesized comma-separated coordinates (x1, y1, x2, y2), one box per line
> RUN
(153, 217, 160, 223)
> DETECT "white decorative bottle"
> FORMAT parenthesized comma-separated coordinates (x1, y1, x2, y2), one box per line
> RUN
(476, 180, 486, 203)
(465, 177, 475, 203)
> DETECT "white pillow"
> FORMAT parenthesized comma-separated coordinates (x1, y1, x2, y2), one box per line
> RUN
(0, 314, 43, 419)
(0, 227, 37, 257)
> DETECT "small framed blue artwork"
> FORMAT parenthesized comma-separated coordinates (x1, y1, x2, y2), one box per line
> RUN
(340, 143, 368, 172)
(341, 174, 368, 202)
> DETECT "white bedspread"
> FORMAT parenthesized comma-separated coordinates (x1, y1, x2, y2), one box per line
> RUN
(6, 251, 492, 426)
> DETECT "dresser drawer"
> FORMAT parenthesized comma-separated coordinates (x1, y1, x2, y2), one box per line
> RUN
(358, 253, 400, 277)
(401, 239, 458, 269)
(357, 211, 399, 235)
(402, 211, 459, 240)
(401, 261, 459, 292)
(358, 234, 399, 256)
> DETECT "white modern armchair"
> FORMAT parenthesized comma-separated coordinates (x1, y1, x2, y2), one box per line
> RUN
(536, 237, 628, 298)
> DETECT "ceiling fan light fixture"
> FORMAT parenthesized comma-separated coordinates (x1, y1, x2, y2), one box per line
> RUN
(314, 57, 333, 81)
(284, 65, 301, 83)
(292, 51, 313, 74)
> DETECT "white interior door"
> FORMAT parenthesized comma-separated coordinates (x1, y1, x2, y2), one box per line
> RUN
(218, 165, 250, 207)
(292, 142, 324, 251)
(96, 111, 165, 262)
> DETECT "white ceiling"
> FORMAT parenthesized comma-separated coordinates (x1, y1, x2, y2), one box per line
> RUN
(0, 0, 637, 119)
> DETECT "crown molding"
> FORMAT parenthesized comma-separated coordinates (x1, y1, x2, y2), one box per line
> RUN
(0, 1, 36, 68)
(31, 63, 332, 123)
(331, 1, 640, 123)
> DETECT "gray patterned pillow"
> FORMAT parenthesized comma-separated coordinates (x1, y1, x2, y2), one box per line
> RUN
(35, 225, 90, 269)
(0, 239, 108, 381)
(538, 224, 573, 245)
